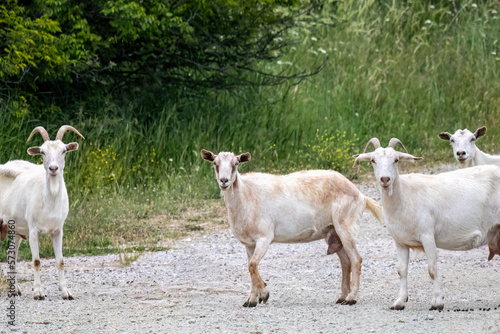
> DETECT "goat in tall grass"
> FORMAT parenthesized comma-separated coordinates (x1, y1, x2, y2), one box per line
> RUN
(439, 126, 500, 168)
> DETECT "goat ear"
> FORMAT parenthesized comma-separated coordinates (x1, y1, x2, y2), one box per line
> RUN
(398, 152, 423, 163)
(237, 152, 251, 163)
(65, 142, 79, 153)
(474, 126, 487, 139)
(27, 146, 41, 156)
(352, 153, 372, 167)
(201, 149, 216, 162)
(438, 132, 452, 141)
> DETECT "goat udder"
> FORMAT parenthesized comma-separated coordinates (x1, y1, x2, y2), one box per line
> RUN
(1, 221, 6, 241)
(326, 229, 343, 255)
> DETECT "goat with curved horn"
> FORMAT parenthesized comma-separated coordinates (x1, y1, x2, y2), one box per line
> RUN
(56, 125, 85, 141)
(0, 125, 84, 300)
(388, 138, 408, 153)
(27, 126, 50, 143)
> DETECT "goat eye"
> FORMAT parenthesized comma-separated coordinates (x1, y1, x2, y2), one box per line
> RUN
(450, 139, 455, 143)
(370, 159, 376, 164)
(394, 158, 399, 163)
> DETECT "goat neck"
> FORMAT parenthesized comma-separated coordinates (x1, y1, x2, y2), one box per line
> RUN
(222, 171, 243, 203)
(44, 170, 67, 206)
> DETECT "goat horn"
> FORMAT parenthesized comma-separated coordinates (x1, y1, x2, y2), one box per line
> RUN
(56, 125, 85, 141)
(27, 126, 50, 143)
(362, 138, 381, 153)
(388, 138, 408, 153)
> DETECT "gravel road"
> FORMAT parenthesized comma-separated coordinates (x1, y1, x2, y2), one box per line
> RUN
(2, 183, 500, 334)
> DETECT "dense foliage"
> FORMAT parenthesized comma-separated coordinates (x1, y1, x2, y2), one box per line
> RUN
(1, 0, 322, 112)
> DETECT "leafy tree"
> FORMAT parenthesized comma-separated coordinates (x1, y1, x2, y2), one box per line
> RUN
(1, 0, 325, 112)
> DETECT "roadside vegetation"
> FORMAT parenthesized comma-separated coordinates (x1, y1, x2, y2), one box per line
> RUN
(1, 0, 499, 260)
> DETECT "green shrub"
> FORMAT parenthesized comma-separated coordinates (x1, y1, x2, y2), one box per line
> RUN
(298, 129, 360, 173)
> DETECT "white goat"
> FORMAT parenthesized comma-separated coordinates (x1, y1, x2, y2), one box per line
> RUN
(439, 126, 500, 167)
(0, 125, 84, 300)
(201, 149, 382, 307)
(354, 138, 500, 310)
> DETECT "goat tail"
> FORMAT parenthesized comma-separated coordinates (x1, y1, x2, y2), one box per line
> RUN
(364, 196, 383, 225)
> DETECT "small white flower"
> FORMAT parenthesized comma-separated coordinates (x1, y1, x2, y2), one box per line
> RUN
(430, 5, 435, 9)
(277, 60, 283, 65)
(318, 48, 327, 54)
(492, 10, 498, 14)
(492, 51, 497, 55)
(425, 19, 431, 24)
(311, 37, 318, 41)
(472, 3, 477, 8)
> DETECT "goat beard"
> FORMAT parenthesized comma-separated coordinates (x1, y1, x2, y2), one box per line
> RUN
(49, 175, 61, 196)
(380, 184, 394, 197)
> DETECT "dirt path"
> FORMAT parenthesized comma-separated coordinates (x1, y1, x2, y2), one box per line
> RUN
(2, 184, 500, 333)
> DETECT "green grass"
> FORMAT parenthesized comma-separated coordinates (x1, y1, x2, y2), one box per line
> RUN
(1, 0, 500, 260)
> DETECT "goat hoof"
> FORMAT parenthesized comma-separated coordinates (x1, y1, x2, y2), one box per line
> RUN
(341, 300, 357, 306)
(430, 305, 444, 311)
(243, 300, 257, 308)
(63, 295, 74, 300)
(336, 298, 345, 304)
(34, 295, 45, 301)
(390, 305, 405, 310)
(259, 291, 270, 304)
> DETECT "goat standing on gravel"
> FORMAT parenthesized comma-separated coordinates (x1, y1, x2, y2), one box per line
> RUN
(0, 126, 84, 300)
(354, 138, 500, 310)
(201, 149, 382, 307)
(439, 126, 500, 168)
